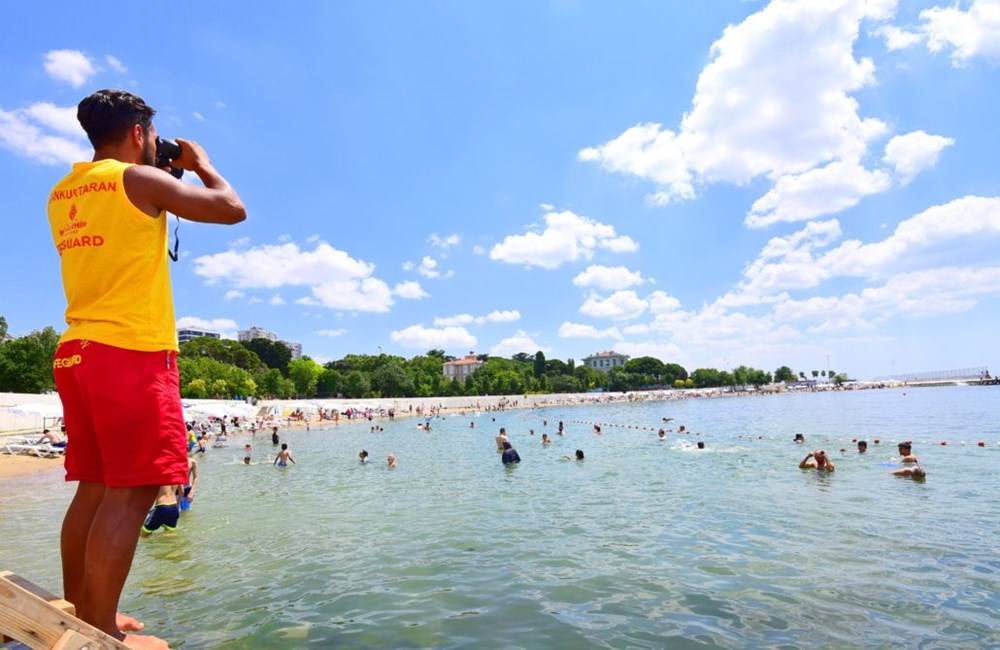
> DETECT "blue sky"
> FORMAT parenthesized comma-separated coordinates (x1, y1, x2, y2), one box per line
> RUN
(3, 0, 1000, 378)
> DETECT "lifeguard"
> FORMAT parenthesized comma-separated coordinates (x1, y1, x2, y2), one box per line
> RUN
(47, 89, 246, 650)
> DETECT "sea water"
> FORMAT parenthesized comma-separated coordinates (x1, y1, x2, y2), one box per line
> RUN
(1, 386, 999, 648)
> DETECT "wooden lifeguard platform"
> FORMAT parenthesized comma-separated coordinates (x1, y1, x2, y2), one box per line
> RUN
(0, 571, 129, 649)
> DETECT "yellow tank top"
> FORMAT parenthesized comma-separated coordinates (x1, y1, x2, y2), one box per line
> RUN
(47, 159, 178, 352)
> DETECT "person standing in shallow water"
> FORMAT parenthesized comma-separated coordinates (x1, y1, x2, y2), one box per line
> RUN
(799, 449, 835, 472)
(47, 89, 246, 649)
(501, 441, 521, 465)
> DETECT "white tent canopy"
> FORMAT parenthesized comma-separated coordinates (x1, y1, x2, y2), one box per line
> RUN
(182, 402, 256, 420)
(5, 403, 64, 418)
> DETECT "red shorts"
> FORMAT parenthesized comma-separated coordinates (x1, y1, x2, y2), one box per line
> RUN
(53, 339, 188, 488)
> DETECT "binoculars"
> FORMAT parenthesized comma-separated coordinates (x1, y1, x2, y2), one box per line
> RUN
(155, 137, 184, 179)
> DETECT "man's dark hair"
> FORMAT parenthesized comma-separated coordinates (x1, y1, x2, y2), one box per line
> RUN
(281, 443, 288, 450)
(77, 89, 155, 148)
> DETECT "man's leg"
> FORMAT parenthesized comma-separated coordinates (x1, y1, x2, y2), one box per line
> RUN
(75, 485, 159, 639)
(60, 481, 106, 607)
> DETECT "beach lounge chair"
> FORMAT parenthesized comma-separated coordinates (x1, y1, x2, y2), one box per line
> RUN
(1, 443, 64, 459)
(0, 571, 129, 649)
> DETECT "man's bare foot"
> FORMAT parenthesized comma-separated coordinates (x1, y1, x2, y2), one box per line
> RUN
(117, 612, 145, 632)
(123, 633, 170, 649)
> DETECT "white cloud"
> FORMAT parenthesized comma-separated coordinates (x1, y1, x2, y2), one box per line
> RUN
(573, 264, 644, 295)
(882, 130, 954, 184)
(434, 310, 521, 327)
(580, 290, 649, 321)
(224, 290, 244, 301)
(43, 50, 97, 87)
(875, 24, 923, 51)
(394, 280, 429, 300)
(402, 261, 415, 271)
(193, 240, 395, 313)
(489, 330, 547, 357)
(472, 245, 486, 255)
(269, 294, 285, 306)
(920, 0, 1000, 65)
(731, 196, 1000, 301)
(0, 106, 90, 165)
(390, 325, 476, 351)
(316, 328, 348, 337)
(558, 322, 623, 341)
(192, 112, 205, 121)
(428, 233, 461, 249)
(622, 324, 650, 336)
(539, 203, 554, 211)
(746, 161, 891, 228)
(580, 1, 900, 218)
(105, 55, 128, 73)
(406, 256, 451, 279)
(176, 316, 238, 339)
(648, 291, 681, 314)
(490, 209, 638, 269)
(23, 103, 84, 138)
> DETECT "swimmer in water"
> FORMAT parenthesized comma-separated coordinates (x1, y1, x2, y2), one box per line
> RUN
(243, 443, 252, 465)
(542, 433, 551, 445)
(678, 425, 686, 434)
(799, 449, 835, 472)
(470, 421, 475, 428)
(898, 441, 919, 464)
(793, 433, 805, 444)
(658, 429, 666, 441)
(563, 449, 584, 461)
(387, 454, 397, 469)
(271, 427, 279, 446)
(273, 443, 295, 467)
(141, 485, 182, 536)
(857, 440, 868, 453)
(696, 441, 705, 450)
(501, 441, 521, 465)
(359, 450, 369, 464)
(495, 427, 508, 452)
(558, 421, 564, 435)
(893, 464, 927, 480)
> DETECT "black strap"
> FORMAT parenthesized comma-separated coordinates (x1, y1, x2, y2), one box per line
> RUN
(168, 217, 180, 262)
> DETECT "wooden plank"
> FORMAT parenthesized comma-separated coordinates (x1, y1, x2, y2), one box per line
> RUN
(51, 630, 95, 650)
(0, 573, 128, 650)
(2, 576, 74, 615)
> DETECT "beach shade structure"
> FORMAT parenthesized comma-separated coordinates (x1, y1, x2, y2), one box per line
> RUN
(0, 571, 129, 649)
(4, 403, 63, 419)
(182, 402, 256, 420)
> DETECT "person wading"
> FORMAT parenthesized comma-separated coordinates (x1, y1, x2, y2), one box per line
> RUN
(48, 89, 246, 649)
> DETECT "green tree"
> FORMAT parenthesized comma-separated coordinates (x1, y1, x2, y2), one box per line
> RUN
(811, 370, 819, 378)
(241, 338, 292, 375)
(625, 356, 666, 377)
(0, 315, 7, 340)
(316, 367, 341, 397)
(184, 378, 208, 398)
(774, 366, 796, 382)
(533, 351, 546, 378)
(256, 368, 287, 398)
(0, 326, 60, 393)
(371, 361, 414, 397)
(673, 379, 685, 389)
(663, 363, 688, 383)
(343, 370, 371, 398)
(288, 357, 323, 397)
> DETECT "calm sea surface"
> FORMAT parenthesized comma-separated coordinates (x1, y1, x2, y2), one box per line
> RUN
(2, 386, 999, 648)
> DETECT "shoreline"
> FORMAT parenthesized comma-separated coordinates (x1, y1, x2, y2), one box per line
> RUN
(0, 382, 909, 481)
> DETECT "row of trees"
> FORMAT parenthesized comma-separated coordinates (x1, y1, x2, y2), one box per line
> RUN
(0, 316, 845, 398)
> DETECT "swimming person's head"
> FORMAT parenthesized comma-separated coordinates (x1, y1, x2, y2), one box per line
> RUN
(794, 433, 805, 442)
(500, 427, 506, 435)
(697, 441, 705, 450)
(281, 443, 288, 451)
(858, 440, 868, 452)
(898, 441, 912, 454)
(575, 449, 584, 460)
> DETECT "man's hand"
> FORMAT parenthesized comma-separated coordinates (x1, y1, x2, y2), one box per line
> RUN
(172, 138, 211, 172)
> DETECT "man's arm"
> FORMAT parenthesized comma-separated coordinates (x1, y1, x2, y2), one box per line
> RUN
(123, 138, 246, 224)
(799, 453, 814, 469)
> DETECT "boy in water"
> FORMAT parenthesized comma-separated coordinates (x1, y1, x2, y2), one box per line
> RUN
(799, 449, 835, 472)
(243, 443, 252, 465)
(387, 454, 397, 469)
(141, 485, 182, 536)
(273, 443, 295, 467)
(359, 450, 369, 463)
(495, 427, 508, 452)
(272, 427, 280, 446)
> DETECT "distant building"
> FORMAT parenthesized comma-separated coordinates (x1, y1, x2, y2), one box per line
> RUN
(178, 328, 221, 344)
(443, 353, 484, 382)
(283, 340, 303, 360)
(583, 350, 630, 372)
(238, 326, 278, 342)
